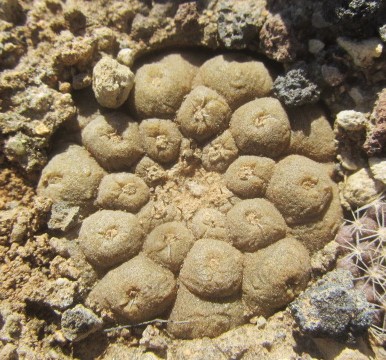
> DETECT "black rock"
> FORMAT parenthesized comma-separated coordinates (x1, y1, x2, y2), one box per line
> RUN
(273, 66, 321, 107)
(323, 0, 383, 38)
(290, 270, 375, 342)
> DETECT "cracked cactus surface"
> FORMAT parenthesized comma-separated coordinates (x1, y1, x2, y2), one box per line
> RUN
(37, 52, 343, 339)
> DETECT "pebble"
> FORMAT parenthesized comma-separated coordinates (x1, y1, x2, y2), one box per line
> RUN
(308, 39, 325, 54)
(368, 157, 386, 185)
(117, 48, 135, 67)
(335, 110, 367, 131)
(290, 270, 374, 340)
(61, 304, 103, 342)
(341, 168, 385, 209)
(48, 202, 80, 232)
(92, 57, 134, 108)
(337, 37, 383, 68)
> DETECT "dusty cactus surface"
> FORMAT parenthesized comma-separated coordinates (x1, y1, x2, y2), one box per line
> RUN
(36, 51, 342, 341)
(1, 1, 386, 359)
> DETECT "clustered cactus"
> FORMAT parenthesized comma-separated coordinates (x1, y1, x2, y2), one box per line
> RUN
(336, 195, 386, 343)
(37, 52, 343, 339)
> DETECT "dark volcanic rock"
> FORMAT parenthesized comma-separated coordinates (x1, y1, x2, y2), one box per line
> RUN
(273, 65, 320, 107)
(323, 0, 383, 38)
(290, 269, 374, 342)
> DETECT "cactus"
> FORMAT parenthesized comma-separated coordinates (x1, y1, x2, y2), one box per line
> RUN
(336, 195, 386, 343)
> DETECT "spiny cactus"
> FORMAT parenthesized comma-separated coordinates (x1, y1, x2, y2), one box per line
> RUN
(336, 195, 386, 344)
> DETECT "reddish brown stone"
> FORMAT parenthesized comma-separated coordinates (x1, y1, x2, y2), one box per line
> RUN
(364, 89, 386, 156)
(259, 14, 297, 63)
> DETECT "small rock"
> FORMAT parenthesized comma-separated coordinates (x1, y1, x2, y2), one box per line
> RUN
(58, 82, 71, 93)
(324, 0, 381, 38)
(308, 39, 325, 54)
(139, 325, 168, 351)
(364, 88, 386, 156)
(10, 209, 30, 243)
(175, 1, 199, 33)
(311, 241, 339, 275)
(33, 121, 50, 136)
(260, 14, 297, 62)
(335, 110, 367, 131)
(290, 269, 374, 341)
(61, 304, 103, 342)
(368, 157, 386, 185)
(48, 202, 80, 232)
(337, 37, 383, 68)
(255, 316, 267, 329)
(92, 57, 134, 109)
(117, 48, 135, 67)
(337, 148, 367, 172)
(341, 168, 385, 209)
(4, 133, 28, 160)
(217, 0, 265, 49)
(321, 65, 345, 87)
(273, 66, 320, 107)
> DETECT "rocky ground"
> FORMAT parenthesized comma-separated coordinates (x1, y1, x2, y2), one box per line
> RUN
(1, 0, 386, 359)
